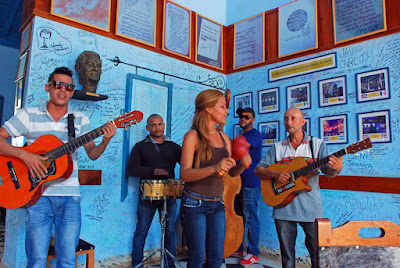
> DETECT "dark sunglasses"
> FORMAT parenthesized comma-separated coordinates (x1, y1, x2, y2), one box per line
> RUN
(48, 81, 75, 91)
(239, 114, 253, 119)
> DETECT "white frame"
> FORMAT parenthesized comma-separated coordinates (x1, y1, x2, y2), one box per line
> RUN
(287, 82, 311, 110)
(358, 110, 391, 143)
(319, 114, 348, 144)
(258, 87, 279, 114)
(318, 76, 347, 107)
(259, 121, 279, 147)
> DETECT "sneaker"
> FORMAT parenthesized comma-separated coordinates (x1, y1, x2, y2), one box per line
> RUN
(240, 253, 259, 266)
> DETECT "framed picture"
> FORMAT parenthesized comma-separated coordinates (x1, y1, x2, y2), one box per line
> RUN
(15, 51, 29, 82)
(333, 0, 386, 44)
(287, 82, 311, 110)
(303, 118, 310, 135)
(234, 13, 265, 69)
(162, 0, 191, 58)
(20, 23, 31, 55)
(318, 76, 347, 107)
(233, 124, 243, 138)
(196, 14, 223, 69)
(258, 88, 279, 114)
(259, 121, 279, 147)
(319, 114, 347, 144)
(51, 0, 111, 32)
(357, 110, 391, 143)
(279, 0, 318, 57)
(234, 92, 252, 118)
(116, 0, 157, 46)
(356, 68, 390, 103)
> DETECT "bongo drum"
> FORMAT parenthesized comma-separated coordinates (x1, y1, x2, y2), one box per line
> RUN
(140, 179, 167, 201)
(167, 179, 184, 199)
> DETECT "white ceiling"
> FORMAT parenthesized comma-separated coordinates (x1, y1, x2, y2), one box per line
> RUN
(173, 0, 296, 25)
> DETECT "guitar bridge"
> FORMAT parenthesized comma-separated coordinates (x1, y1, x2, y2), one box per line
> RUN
(7, 161, 21, 190)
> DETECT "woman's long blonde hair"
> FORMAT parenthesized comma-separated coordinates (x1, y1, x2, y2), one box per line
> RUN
(191, 89, 224, 168)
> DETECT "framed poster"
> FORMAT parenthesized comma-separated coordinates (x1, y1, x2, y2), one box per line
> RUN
(287, 82, 311, 110)
(269, 53, 337, 82)
(51, 0, 111, 31)
(234, 13, 265, 69)
(163, 0, 191, 58)
(259, 121, 279, 147)
(20, 23, 31, 55)
(196, 14, 223, 69)
(234, 92, 253, 118)
(303, 118, 310, 135)
(333, 0, 387, 44)
(116, 0, 157, 46)
(258, 88, 279, 114)
(15, 51, 29, 82)
(233, 124, 243, 138)
(319, 114, 347, 144)
(318, 76, 347, 107)
(279, 0, 318, 57)
(356, 68, 389, 103)
(358, 110, 391, 143)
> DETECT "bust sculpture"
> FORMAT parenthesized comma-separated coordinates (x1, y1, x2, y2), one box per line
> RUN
(75, 51, 102, 93)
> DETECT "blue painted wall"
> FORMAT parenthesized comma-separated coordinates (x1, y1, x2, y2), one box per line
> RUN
(225, 33, 400, 261)
(3, 14, 400, 268)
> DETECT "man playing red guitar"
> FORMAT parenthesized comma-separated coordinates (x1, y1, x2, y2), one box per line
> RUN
(0, 67, 116, 267)
(254, 107, 343, 268)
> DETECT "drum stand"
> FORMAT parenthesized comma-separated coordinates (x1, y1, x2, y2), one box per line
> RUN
(134, 198, 183, 268)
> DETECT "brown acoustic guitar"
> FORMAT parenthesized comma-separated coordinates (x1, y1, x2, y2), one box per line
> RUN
(0, 111, 143, 209)
(260, 138, 372, 208)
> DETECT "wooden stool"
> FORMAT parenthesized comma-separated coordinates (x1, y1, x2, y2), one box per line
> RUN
(46, 238, 95, 268)
(314, 218, 400, 267)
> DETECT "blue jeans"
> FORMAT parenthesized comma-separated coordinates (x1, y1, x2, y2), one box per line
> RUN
(26, 196, 81, 268)
(132, 197, 177, 267)
(180, 190, 225, 268)
(274, 219, 315, 268)
(237, 187, 260, 256)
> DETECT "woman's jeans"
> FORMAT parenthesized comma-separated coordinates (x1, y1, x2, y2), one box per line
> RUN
(26, 196, 81, 268)
(180, 190, 225, 268)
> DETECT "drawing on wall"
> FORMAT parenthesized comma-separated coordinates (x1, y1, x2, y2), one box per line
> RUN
(36, 27, 72, 55)
(333, 0, 386, 44)
(20, 23, 31, 55)
(303, 118, 310, 135)
(318, 76, 347, 107)
(196, 14, 223, 69)
(358, 110, 391, 143)
(163, 0, 191, 58)
(287, 82, 310, 110)
(233, 124, 243, 138)
(116, 0, 157, 46)
(234, 13, 265, 69)
(279, 0, 317, 57)
(234, 92, 252, 118)
(258, 88, 279, 114)
(259, 121, 279, 147)
(320, 114, 347, 144)
(356, 68, 390, 103)
(51, 0, 111, 31)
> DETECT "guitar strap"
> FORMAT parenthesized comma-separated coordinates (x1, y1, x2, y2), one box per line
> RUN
(67, 114, 75, 140)
(309, 136, 315, 161)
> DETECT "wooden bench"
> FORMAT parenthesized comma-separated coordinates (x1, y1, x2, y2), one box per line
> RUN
(314, 218, 400, 267)
(46, 238, 95, 268)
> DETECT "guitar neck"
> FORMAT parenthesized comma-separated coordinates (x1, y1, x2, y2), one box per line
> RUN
(294, 149, 347, 178)
(44, 124, 107, 163)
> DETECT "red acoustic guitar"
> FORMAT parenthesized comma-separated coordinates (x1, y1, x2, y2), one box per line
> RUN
(0, 111, 143, 209)
(260, 138, 372, 208)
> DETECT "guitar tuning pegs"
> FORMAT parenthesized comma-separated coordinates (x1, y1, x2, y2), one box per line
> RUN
(361, 151, 364, 154)
(355, 153, 359, 156)
(367, 150, 370, 152)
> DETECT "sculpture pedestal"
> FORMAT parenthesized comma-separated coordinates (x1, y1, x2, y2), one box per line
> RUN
(72, 90, 108, 101)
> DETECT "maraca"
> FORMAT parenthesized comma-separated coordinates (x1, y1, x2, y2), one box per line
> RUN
(218, 135, 249, 177)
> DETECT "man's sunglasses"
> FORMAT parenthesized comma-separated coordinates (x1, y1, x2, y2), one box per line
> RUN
(239, 115, 253, 119)
(48, 81, 75, 91)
